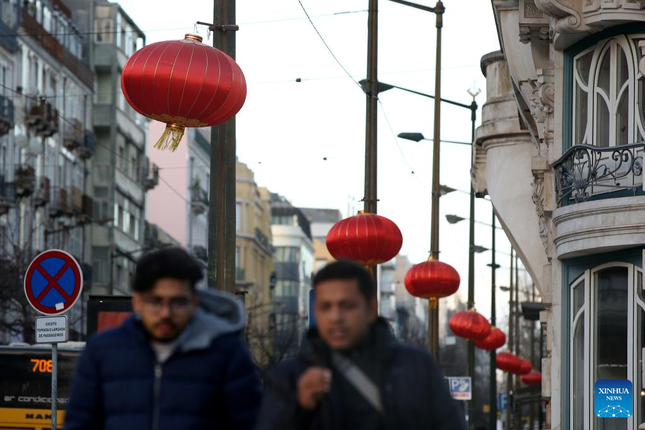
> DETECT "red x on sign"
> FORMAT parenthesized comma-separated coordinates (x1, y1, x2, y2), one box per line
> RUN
(24, 250, 83, 315)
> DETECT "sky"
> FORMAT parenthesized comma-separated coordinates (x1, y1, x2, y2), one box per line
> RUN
(118, 0, 534, 319)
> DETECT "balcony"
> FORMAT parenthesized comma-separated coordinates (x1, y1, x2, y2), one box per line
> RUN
(191, 188, 209, 215)
(0, 95, 14, 137)
(0, 10, 18, 53)
(49, 188, 68, 218)
(141, 160, 159, 191)
(25, 97, 58, 137)
(63, 119, 84, 151)
(77, 130, 95, 160)
(77, 194, 93, 224)
(70, 187, 83, 214)
(255, 227, 272, 254)
(14, 165, 35, 197)
(34, 176, 50, 207)
(0, 180, 16, 215)
(553, 142, 644, 207)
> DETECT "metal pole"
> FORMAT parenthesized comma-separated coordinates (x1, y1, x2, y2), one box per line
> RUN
(489, 209, 497, 430)
(209, 0, 237, 293)
(429, 0, 444, 360)
(514, 253, 520, 430)
(507, 247, 514, 429)
(466, 98, 477, 430)
(363, 0, 379, 283)
(52, 343, 57, 429)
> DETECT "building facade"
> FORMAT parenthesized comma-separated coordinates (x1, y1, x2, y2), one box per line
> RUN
(474, 3, 645, 429)
(271, 193, 314, 357)
(0, 0, 96, 342)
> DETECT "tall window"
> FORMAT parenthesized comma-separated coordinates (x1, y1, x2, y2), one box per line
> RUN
(570, 263, 643, 429)
(573, 34, 645, 147)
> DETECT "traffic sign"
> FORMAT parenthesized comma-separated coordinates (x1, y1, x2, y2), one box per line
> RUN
(498, 393, 508, 411)
(448, 377, 472, 400)
(35, 315, 68, 343)
(24, 250, 83, 315)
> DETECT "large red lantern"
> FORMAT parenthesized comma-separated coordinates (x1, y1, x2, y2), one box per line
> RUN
(496, 351, 521, 373)
(325, 212, 402, 266)
(404, 260, 460, 304)
(521, 371, 542, 386)
(121, 34, 246, 152)
(517, 359, 532, 375)
(475, 327, 506, 350)
(449, 309, 491, 341)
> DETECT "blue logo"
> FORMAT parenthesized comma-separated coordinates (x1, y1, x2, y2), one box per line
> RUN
(594, 380, 632, 418)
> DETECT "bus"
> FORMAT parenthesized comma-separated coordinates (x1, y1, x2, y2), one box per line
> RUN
(0, 343, 83, 429)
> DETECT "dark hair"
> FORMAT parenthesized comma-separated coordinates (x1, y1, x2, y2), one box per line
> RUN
(312, 260, 375, 301)
(132, 246, 204, 293)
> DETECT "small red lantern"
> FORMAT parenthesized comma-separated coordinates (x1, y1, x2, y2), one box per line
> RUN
(475, 327, 506, 350)
(449, 309, 491, 341)
(521, 371, 542, 386)
(496, 351, 521, 373)
(122, 34, 246, 152)
(404, 260, 460, 304)
(326, 212, 402, 267)
(517, 359, 532, 375)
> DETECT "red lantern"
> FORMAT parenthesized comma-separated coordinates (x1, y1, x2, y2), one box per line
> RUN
(521, 371, 542, 386)
(404, 260, 460, 303)
(475, 327, 506, 350)
(449, 309, 491, 341)
(325, 212, 402, 266)
(496, 351, 521, 373)
(121, 34, 246, 152)
(517, 359, 532, 375)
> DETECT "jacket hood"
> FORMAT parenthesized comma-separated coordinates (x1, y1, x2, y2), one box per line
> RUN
(175, 289, 245, 352)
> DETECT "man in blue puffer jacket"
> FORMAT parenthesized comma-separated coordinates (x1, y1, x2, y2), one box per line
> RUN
(64, 247, 262, 430)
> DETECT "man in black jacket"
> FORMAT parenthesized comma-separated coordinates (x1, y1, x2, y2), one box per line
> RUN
(256, 260, 466, 430)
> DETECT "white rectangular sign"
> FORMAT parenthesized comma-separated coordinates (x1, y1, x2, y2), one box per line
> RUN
(35, 316, 68, 343)
(448, 376, 472, 401)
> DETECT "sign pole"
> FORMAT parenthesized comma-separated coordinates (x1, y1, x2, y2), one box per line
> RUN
(52, 342, 58, 429)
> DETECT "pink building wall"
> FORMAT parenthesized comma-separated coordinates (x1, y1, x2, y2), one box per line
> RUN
(146, 120, 188, 246)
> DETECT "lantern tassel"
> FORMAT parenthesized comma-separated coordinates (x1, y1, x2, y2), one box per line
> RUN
(155, 124, 185, 151)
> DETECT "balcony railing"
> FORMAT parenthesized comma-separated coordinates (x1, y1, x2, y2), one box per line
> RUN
(25, 97, 58, 137)
(553, 142, 645, 206)
(191, 188, 209, 215)
(0, 95, 14, 136)
(77, 130, 96, 160)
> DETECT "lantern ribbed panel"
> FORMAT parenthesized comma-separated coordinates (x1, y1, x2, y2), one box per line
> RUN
(475, 327, 506, 350)
(121, 36, 246, 129)
(496, 351, 521, 373)
(325, 213, 402, 266)
(521, 371, 542, 386)
(449, 310, 492, 341)
(517, 359, 532, 375)
(404, 260, 460, 300)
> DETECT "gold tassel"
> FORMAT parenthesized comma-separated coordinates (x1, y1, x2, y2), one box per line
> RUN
(154, 124, 185, 152)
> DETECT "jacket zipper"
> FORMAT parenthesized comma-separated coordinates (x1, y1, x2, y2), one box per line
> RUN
(152, 363, 162, 430)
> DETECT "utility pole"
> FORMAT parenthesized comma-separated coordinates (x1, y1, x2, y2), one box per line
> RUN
(209, 0, 237, 293)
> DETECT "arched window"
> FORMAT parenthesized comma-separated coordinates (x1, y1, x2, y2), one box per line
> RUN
(572, 34, 645, 147)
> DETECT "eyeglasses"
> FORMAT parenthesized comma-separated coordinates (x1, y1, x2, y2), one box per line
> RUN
(141, 297, 193, 313)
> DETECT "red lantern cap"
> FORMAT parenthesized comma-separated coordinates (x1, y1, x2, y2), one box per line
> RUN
(404, 260, 460, 300)
(521, 371, 542, 386)
(516, 359, 532, 375)
(475, 327, 506, 350)
(449, 309, 492, 341)
(121, 35, 247, 152)
(496, 351, 521, 373)
(325, 212, 403, 266)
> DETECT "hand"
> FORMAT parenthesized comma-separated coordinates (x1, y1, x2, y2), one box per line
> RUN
(297, 367, 332, 410)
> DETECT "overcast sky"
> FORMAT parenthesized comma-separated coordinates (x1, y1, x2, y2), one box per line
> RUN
(118, 0, 532, 317)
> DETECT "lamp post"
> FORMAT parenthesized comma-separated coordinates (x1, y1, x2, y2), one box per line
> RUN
(487, 209, 500, 430)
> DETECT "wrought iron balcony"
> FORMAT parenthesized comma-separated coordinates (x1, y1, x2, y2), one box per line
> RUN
(190, 188, 209, 215)
(49, 188, 68, 218)
(63, 119, 84, 151)
(0, 95, 14, 137)
(25, 97, 58, 137)
(553, 142, 645, 206)
(34, 176, 50, 207)
(14, 165, 35, 197)
(77, 130, 95, 160)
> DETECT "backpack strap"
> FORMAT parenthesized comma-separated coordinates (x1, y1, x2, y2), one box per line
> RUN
(331, 352, 383, 414)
